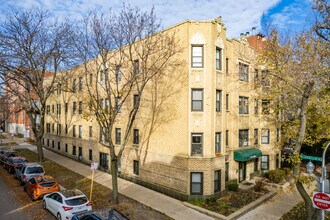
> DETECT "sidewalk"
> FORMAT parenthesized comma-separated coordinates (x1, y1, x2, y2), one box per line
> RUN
(17, 142, 213, 220)
(238, 181, 315, 220)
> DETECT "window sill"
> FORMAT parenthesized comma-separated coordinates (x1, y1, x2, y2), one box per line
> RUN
(215, 152, 222, 156)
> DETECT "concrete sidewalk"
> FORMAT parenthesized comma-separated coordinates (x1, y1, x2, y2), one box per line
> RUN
(17, 142, 213, 220)
(238, 181, 315, 220)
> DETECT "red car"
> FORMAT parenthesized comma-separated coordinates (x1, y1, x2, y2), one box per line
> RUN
(4, 157, 27, 174)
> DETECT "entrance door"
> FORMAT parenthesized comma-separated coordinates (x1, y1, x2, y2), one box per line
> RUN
(239, 162, 246, 182)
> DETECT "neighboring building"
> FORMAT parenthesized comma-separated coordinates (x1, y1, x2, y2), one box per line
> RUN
(43, 17, 280, 200)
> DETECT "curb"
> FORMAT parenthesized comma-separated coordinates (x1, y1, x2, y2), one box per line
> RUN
(183, 191, 276, 220)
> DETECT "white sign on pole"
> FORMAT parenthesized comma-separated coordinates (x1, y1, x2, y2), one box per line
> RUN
(90, 162, 99, 170)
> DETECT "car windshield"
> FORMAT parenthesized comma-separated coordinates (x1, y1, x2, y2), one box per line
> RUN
(26, 166, 44, 174)
(40, 182, 56, 187)
(65, 196, 87, 206)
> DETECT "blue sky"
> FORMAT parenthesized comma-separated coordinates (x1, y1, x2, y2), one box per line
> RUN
(0, 0, 314, 38)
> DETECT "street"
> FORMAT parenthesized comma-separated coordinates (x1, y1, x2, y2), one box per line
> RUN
(0, 174, 26, 220)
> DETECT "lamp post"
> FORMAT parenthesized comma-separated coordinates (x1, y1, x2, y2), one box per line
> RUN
(306, 161, 315, 175)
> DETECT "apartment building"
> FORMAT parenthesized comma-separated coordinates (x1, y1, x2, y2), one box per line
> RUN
(43, 17, 280, 200)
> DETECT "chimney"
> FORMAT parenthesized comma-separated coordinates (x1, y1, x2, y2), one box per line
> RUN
(246, 32, 250, 36)
(240, 33, 244, 37)
(252, 27, 256, 36)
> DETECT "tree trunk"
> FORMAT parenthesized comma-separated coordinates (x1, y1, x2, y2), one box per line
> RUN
(293, 82, 315, 219)
(110, 156, 119, 204)
(35, 135, 44, 162)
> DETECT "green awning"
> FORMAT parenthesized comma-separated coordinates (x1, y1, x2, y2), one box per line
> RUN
(234, 148, 263, 161)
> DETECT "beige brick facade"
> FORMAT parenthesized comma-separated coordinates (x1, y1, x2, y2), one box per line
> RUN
(43, 17, 280, 199)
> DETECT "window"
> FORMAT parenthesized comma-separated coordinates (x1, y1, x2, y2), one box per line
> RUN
(191, 45, 203, 68)
(261, 129, 270, 144)
(226, 58, 229, 74)
(115, 97, 121, 112)
(133, 129, 139, 144)
(78, 101, 82, 114)
(115, 128, 121, 145)
(78, 147, 82, 158)
(52, 140, 54, 148)
(89, 74, 93, 85)
(239, 129, 249, 147)
(226, 130, 229, 147)
(52, 124, 55, 132)
(47, 139, 49, 147)
(133, 94, 139, 108)
(99, 126, 103, 142)
(134, 60, 139, 75)
(57, 142, 60, 150)
(79, 125, 82, 138)
(239, 96, 249, 114)
(105, 98, 109, 113)
(46, 123, 50, 133)
(58, 124, 61, 135)
(73, 125, 76, 137)
(191, 89, 203, 111)
(226, 94, 229, 111)
(216, 90, 222, 112)
(216, 47, 222, 70)
(72, 145, 76, 156)
(254, 99, 259, 115)
(261, 70, 270, 86)
(225, 163, 229, 182)
(52, 104, 54, 113)
(73, 102, 76, 115)
(65, 124, 68, 134)
(191, 133, 203, 156)
(58, 104, 61, 115)
(72, 79, 76, 93)
(261, 155, 269, 170)
(99, 152, 109, 169)
(239, 62, 249, 82)
(190, 172, 203, 195)
(46, 105, 50, 115)
(57, 84, 61, 95)
(215, 132, 221, 154)
(133, 160, 139, 175)
(214, 170, 221, 193)
(79, 77, 82, 91)
(276, 153, 280, 169)
(65, 144, 68, 153)
(89, 126, 93, 137)
(254, 158, 259, 172)
(254, 69, 259, 80)
(254, 129, 258, 145)
(65, 103, 68, 114)
(89, 149, 92, 161)
(262, 99, 270, 114)
(276, 128, 280, 142)
(116, 65, 122, 82)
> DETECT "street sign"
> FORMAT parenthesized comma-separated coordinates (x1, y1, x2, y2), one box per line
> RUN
(301, 154, 322, 162)
(90, 162, 99, 170)
(313, 191, 330, 210)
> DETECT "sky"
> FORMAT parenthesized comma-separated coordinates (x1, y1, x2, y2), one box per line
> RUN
(0, 0, 314, 38)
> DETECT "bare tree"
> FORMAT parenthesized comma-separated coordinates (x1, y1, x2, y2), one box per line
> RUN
(313, 0, 330, 42)
(0, 8, 77, 161)
(259, 29, 329, 219)
(75, 5, 182, 204)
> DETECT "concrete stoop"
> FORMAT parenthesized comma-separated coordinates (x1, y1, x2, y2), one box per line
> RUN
(183, 191, 276, 220)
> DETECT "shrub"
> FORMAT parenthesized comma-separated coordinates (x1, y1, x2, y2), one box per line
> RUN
(281, 167, 291, 176)
(227, 182, 239, 191)
(268, 169, 286, 183)
(254, 179, 266, 192)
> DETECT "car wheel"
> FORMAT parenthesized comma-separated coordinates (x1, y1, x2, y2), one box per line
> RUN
(57, 213, 61, 220)
(42, 200, 47, 210)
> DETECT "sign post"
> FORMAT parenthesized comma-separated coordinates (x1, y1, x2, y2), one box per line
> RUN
(90, 162, 98, 203)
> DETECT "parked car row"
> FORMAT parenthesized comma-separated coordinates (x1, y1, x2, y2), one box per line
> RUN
(0, 146, 127, 220)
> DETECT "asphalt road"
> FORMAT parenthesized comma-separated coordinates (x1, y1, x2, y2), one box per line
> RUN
(0, 175, 27, 220)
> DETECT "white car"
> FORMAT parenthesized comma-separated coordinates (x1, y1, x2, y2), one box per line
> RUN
(43, 189, 92, 220)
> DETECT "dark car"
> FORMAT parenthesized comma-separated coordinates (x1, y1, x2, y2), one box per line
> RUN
(1, 150, 19, 166)
(4, 157, 27, 174)
(72, 209, 128, 220)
